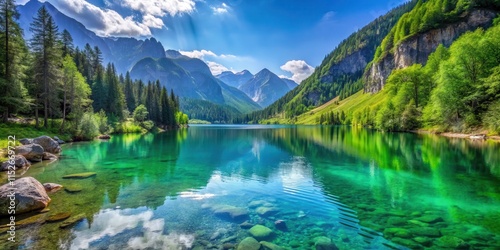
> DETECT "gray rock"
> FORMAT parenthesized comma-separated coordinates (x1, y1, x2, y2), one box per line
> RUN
(1, 155, 31, 171)
(15, 144, 44, 162)
(53, 136, 65, 144)
(43, 183, 63, 193)
(32, 136, 62, 154)
(19, 138, 33, 145)
(0, 177, 51, 215)
(43, 152, 58, 161)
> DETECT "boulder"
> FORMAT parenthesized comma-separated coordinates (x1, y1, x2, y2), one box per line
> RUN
(98, 134, 111, 140)
(314, 236, 339, 250)
(210, 204, 249, 221)
(15, 144, 44, 162)
(1, 155, 31, 171)
(19, 138, 33, 145)
(237, 237, 260, 250)
(43, 183, 63, 193)
(32, 136, 61, 154)
(53, 136, 65, 144)
(0, 177, 51, 215)
(43, 152, 58, 161)
(248, 225, 273, 240)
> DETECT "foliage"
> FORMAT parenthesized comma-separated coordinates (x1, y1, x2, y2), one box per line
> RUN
(483, 100, 500, 133)
(77, 112, 99, 140)
(133, 104, 148, 123)
(95, 109, 109, 134)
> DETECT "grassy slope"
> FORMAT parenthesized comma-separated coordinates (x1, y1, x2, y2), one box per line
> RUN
(261, 90, 388, 125)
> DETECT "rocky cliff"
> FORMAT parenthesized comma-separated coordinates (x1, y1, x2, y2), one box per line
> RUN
(320, 48, 372, 84)
(365, 9, 498, 93)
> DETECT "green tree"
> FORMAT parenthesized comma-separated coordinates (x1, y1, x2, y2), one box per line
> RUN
(133, 104, 148, 123)
(0, 0, 27, 121)
(61, 55, 90, 131)
(30, 6, 61, 128)
(61, 29, 73, 57)
(124, 71, 135, 112)
(104, 63, 125, 119)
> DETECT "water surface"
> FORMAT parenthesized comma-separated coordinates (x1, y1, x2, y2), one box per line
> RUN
(1, 125, 500, 249)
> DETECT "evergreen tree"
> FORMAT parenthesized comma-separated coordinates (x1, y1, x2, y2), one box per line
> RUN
(124, 71, 135, 112)
(104, 63, 124, 119)
(160, 86, 170, 126)
(30, 6, 61, 128)
(91, 66, 105, 112)
(0, 0, 27, 121)
(61, 29, 73, 57)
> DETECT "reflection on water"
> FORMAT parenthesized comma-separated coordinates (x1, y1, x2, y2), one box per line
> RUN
(0, 125, 499, 249)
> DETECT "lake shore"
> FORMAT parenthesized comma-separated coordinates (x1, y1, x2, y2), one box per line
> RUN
(413, 130, 500, 142)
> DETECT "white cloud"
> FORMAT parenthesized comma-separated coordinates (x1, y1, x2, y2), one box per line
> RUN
(121, 0, 195, 17)
(211, 3, 229, 15)
(50, 0, 152, 37)
(143, 14, 165, 29)
(321, 11, 336, 22)
(206, 61, 230, 75)
(280, 60, 314, 84)
(179, 50, 237, 60)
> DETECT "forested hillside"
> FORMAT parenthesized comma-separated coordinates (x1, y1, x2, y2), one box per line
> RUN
(242, 0, 418, 122)
(0, 4, 187, 140)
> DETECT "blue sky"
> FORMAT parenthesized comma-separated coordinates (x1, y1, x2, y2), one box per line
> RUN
(20, 0, 408, 82)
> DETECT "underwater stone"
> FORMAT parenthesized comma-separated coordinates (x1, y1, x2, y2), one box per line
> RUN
(59, 213, 86, 229)
(416, 215, 444, 224)
(211, 204, 249, 220)
(260, 241, 285, 250)
(436, 235, 468, 248)
(47, 213, 71, 222)
(62, 172, 97, 179)
(410, 227, 441, 237)
(313, 236, 339, 250)
(274, 220, 288, 231)
(391, 237, 421, 249)
(237, 237, 260, 250)
(256, 206, 280, 217)
(413, 237, 432, 247)
(387, 217, 407, 226)
(64, 185, 83, 193)
(240, 221, 254, 229)
(43, 183, 63, 193)
(248, 225, 274, 240)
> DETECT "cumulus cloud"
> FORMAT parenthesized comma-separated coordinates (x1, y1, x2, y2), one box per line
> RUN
(50, 0, 152, 37)
(206, 61, 230, 75)
(121, 0, 195, 17)
(179, 50, 237, 60)
(211, 3, 229, 15)
(143, 14, 165, 29)
(280, 60, 314, 84)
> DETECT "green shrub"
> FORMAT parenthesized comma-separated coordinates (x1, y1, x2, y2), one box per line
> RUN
(484, 100, 500, 134)
(95, 109, 110, 134)
(77, 112, 99, 140)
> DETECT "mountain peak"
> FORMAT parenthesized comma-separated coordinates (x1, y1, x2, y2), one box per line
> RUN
(165, 50, 184, 59)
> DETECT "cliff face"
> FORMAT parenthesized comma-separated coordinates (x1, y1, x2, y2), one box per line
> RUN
(365, 9, 498, 93)
(320, 48, 371, 84)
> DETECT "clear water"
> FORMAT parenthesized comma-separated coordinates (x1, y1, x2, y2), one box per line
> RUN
(1, 125, 500, 249)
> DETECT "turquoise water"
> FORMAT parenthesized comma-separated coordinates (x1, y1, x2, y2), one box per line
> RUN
(1, 125, 500, 249)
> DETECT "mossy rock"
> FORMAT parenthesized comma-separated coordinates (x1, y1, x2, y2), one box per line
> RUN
(248, 225, 273, 240)
(436, 235, 468, 248)
(416, 215, 444, 224)
(47, 212, 71, 222)
(237, 237, 260, 250)
(62, 172, 97, 179)
(64, 185, 83, 193)
(410, 227, 441, 237)
(59, 213, 86, 229)
(255, 206, 280, 217)
(260, 241, 285, 250)
(313, 236, 338, 250)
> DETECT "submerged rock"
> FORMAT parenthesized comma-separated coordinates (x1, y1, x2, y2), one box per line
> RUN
(248, 200, 274, 208)
(391, 237, 421, 249)
(59, 213, 86, 228)
(209, 204, 249, 221)
(260, 241, 285, 250)
(62, 172, 97, 179)
(43, 183, 63, 193)
(314, 236, 339, 250)
(410, 227, 441, 237)
(47, 212, 71, 222)
(237, 237, 260, 250)
(274, 220, 288, 231)
(64, 185, 83, 193)
(1, 155, 30, 171)
(15, 144, 44, 162)
(32, 136, 62, 154)
(416, 215, 444, 224)
(240, 221, 254, 229)
(436, 235, 468, 248)
(256, 206, 280, 217)
(248, 225, 273, 240)
(0, 177, 51, 215)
